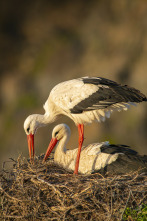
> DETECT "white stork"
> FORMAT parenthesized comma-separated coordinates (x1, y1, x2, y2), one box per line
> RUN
(43, 124, 147, 174)
(24, 77, 147, 174)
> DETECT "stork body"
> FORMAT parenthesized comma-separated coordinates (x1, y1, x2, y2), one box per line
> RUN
(43, 124, 147, 174)
(24, 77, 147, 173)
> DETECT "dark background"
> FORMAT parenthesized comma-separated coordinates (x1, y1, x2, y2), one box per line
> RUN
(0, 0, 147, 165)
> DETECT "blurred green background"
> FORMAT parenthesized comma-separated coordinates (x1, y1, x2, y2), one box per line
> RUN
(0, 0, 147, 166)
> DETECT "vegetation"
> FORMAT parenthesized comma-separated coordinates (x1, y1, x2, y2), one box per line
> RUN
(123, 204, 147, 221)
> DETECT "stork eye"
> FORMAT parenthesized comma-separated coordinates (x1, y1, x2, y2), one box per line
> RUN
(27, 127, 30, 133)
(55, 131, 59, 136)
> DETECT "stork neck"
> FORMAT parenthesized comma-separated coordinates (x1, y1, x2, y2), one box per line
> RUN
(54, 134, 69, 156)
(35, 113, 58, 126)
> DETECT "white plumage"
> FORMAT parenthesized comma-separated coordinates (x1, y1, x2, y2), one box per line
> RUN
(24, 76, 147, 173)
(43, 124, 118, 174)
(43, 78, 135, 125)
(43, 124, 147, 174)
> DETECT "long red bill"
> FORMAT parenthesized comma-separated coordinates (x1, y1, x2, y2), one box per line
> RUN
(27, 133, 34, 162)
(43, 138, 58, 163)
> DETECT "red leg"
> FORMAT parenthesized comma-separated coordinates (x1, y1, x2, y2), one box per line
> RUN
(74, 124, 84, 174)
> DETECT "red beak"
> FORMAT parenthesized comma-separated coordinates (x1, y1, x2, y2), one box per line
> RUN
(43, 138, 58, 162)
(27, 133, 34, 162)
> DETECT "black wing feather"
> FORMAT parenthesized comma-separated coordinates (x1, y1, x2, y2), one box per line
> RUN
(70, 77, 146, 114)
(100, 144, 138, 155)
(96, 142, 147, 175)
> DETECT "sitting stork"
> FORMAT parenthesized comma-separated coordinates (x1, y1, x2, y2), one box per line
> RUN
(43, 124, 147, 175)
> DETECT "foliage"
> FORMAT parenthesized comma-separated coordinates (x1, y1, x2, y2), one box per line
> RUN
(123, 204, 147, 221)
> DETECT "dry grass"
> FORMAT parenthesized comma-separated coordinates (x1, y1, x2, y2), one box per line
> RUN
(0, 154, 146, 221)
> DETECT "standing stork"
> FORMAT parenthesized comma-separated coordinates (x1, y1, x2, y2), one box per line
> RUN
(24, 77, 147, 174)
(43, 124, 147, 174)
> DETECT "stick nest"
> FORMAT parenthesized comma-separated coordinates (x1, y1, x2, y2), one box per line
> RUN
(0, 154, 146, 221)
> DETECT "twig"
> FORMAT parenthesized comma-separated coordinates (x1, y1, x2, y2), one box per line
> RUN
(0, 186, 29, 202)
(31, 176, 63, 198)
(0, 215, 27, 219)
(120, 189, 132, 220)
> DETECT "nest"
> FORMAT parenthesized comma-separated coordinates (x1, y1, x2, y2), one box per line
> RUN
(0, 154, 146, 221)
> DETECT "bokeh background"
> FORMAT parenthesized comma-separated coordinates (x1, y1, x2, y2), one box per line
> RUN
(0, 0, 147, 166)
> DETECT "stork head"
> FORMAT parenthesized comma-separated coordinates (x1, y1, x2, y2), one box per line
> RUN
(43, 124, 71, 162)
(24, 114, 40, 135)
(24, 114, 40, 162)
(52, 123, 71, 140)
